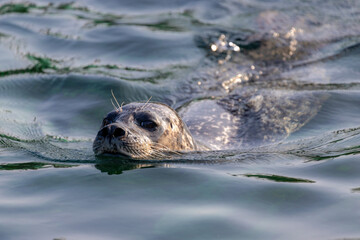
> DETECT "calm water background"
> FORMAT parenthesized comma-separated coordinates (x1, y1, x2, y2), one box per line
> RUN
(1, 0, 360, 239)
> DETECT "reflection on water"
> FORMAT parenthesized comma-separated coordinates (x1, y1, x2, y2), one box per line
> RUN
(1, 0, 360, 239)
(241, 173, 315, 183)
(0, 162, 76, 170)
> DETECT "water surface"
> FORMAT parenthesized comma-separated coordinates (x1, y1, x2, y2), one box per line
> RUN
(1, 0, 360, 239)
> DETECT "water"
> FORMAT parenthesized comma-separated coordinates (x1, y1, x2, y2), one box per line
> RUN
(1, 0, 360, 239)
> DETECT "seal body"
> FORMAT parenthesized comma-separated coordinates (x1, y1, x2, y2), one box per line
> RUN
(93, 102, 199, 159)
(180, 89, 324, 150)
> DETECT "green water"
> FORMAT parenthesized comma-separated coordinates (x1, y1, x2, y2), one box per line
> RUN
(1, 0, 360, 239)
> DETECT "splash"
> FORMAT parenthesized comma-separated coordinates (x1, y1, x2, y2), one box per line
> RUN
(209, 34, 241, 64)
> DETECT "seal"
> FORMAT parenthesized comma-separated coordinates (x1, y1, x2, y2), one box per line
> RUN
(93, 13, 328, 160)
(93, 102, 201, 159)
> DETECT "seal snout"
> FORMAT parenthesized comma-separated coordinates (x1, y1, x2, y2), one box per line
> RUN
(98, 123, 127, 139)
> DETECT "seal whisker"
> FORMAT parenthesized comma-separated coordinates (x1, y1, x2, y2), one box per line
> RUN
(132, 149, 143, 159)
(124, 146, 136, 157)
(151, 143, 181, 155)
(120, 102, 125, 112)
(151, 147, 173, 158)
(150, 147, 175, 159)
(111, 89, 121, 110)
(149, 149, 165, 159)
(140, 96, 152, 110)
(139, 151, 150, 159)
(128, 147, 148, 159)
(110, 98, 118, 111)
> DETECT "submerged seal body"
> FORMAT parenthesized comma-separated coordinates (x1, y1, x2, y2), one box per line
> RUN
(94, 91, 323, 159)
(93, 102, 200, 159)
(93, 15, 327, 159)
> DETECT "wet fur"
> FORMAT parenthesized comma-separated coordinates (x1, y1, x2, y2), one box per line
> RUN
(93, 102, 199, 159)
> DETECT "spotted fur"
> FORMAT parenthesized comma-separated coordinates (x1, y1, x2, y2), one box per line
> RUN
(93, 102, 200, 159)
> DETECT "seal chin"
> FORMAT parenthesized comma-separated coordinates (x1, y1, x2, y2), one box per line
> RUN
(93, 143, 130, 157)
(93, 144, 147, 159)
(97, 150, 133, 158)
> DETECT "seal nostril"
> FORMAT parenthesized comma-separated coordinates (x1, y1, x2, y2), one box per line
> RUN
(113, 127, 126, 138)
(99, 127, 109, 137)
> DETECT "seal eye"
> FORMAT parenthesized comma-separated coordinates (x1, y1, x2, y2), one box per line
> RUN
(102, 119, 110, 126)
(135, 112, 158, 131)
(140, 120, 157, 129)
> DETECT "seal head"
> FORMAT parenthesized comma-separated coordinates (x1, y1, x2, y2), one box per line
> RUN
(93, 102, 198, 159)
